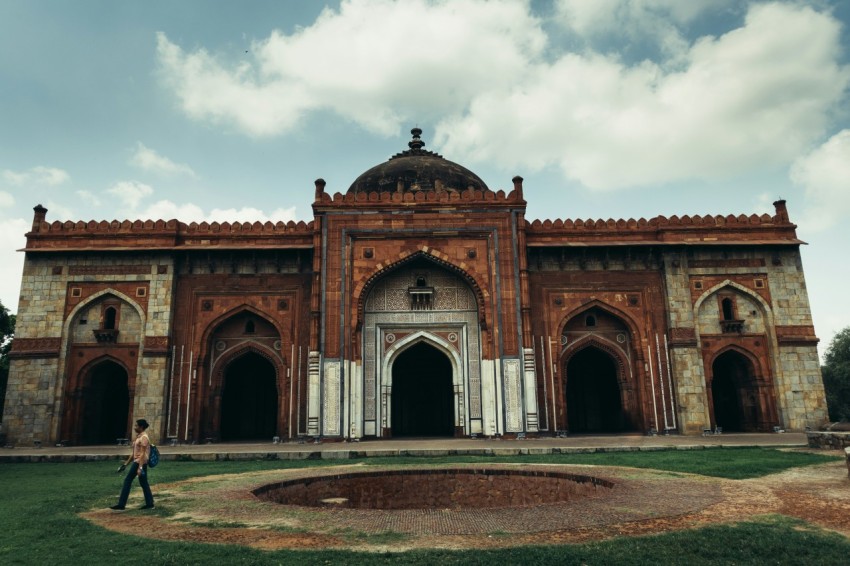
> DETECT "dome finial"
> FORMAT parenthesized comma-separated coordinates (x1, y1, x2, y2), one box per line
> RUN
(408, 127, 425, 151)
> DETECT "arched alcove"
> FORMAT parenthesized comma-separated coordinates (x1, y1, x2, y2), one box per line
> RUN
(559, 304, 642, 433)
(711, 350, 760, 432)
(80, 359, 130, 444)
(363, 257, 481, 437)
(220, 352, 278, 441)
(390, 342, 454, 437)
(565, 347, 626, 433)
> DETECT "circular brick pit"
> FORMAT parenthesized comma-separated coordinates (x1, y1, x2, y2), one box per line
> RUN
(253, 468, 614, 510)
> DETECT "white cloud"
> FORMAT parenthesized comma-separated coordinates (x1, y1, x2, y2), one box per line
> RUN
(0, 217, 29, 310)
(436, 2, 849, 190)
(206, 206, 298, 223)
(0, 191, 14, 208)
(556, 0, 728, 36)
(106, 181, 154, 209)
(791, 130, 850, 232)
(2, 166, 70, 186)
(156, 2, 848, 192)
(43, 200, 76, 221)
(129, 143, 197, 177)
(138, 200, 205, 221)
(137, 200, 298, 224)
(75, 190, 102, 206)
(156, 0, 546, 136)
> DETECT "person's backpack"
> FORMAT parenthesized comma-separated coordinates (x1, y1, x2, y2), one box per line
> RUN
(149, 444, 160, 468)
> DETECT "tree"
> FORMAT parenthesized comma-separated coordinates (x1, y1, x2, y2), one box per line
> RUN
(0, 300, 15, 422)
(822, 326, 850, 422)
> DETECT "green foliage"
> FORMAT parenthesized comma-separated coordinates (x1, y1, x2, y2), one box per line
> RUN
(822, 326, 850, 421)
(0, 299, 15, 422)
(1, 451, 847, 565)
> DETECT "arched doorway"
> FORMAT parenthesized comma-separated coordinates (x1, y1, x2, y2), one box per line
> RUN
(220, 352, 278, 441)
(391, 342, 454, 437)
(566, 347, 625, 433)
(711, 351, 759, 432)
(81, 360, 130, 444)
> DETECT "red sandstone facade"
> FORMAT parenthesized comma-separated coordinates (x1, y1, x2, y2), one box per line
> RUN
(2, 130, 828, 445)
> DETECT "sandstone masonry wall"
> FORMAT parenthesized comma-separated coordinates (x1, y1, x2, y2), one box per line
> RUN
(4, 253, 175, 445)
(661, 246, 826, 433)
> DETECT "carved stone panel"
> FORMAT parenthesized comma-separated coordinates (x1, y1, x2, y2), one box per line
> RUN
(323, 361, 341, 436)
(364, 263, 482, 433)
(503, 358, 522, 432)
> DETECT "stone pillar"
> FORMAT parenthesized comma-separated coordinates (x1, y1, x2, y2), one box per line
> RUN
(307, 351, 321, 436)
(502, 358, 522, 433)
(31, 204, 47, 232)
(322, 360, 341, 436)
(522, 348, 539, 432)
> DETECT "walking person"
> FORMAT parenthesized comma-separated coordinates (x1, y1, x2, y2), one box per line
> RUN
(110, 418, 155, 510)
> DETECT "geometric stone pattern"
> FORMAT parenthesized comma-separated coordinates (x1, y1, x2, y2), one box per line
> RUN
(503, 358, 522, 432)
(364, 263, 481, 429)
(323, 361, 341, 436)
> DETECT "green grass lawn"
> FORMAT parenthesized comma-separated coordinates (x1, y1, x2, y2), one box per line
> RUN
(0, 448, 846, 565)
(357, 446, 839, 479)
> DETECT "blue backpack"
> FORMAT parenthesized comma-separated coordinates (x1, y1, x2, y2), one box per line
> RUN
(148, 444, 160, 468)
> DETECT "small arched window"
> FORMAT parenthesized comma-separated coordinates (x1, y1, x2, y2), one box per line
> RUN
(721, 298, 735, 321)
(103, 306, 117, 330)
(585, 315, 597, 327)
(245, 320, 255, 334)
(416, 276, 427, 287)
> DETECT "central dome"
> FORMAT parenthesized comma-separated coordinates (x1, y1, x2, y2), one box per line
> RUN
(347, 128, 489, 194)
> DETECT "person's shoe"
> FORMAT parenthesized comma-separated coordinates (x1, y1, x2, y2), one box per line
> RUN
(139, 504, 155, 510)
(109, 505, 125, 510)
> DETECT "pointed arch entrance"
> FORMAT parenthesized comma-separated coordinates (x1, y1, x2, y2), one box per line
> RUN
(80, 359, 130, 445)
(559, 304, 642, 434)
(711, 350, 761, 432)
(565, 346, 627, 433)
(362, 257, 482, 438)
(390, 342, 454, 437)
(220, 352, 278, 441)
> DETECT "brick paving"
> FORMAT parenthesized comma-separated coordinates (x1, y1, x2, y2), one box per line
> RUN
(244, 464, 722, 535)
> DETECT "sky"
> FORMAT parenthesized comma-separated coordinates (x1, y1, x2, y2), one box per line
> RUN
(1, 0, 849, 357)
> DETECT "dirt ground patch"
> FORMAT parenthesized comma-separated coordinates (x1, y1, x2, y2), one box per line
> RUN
(83, 460, 850, 551)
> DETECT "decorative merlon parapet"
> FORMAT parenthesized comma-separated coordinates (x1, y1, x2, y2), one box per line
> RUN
(181, 220, 313, 233)
(526, 212, 792, 232)
(314, 187, 524, 206)
(524, 211, 801, 246)
(31, 218, 313, 235)
(24, 206, 315, 250)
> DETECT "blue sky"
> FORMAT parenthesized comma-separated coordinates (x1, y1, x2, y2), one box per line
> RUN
(1, 0, 849, 356)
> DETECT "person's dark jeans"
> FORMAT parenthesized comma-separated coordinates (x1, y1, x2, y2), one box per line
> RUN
(116, 462, 154, 507)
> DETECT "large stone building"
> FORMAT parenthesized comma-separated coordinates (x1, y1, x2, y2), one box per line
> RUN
(2, 129, 828, 445)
